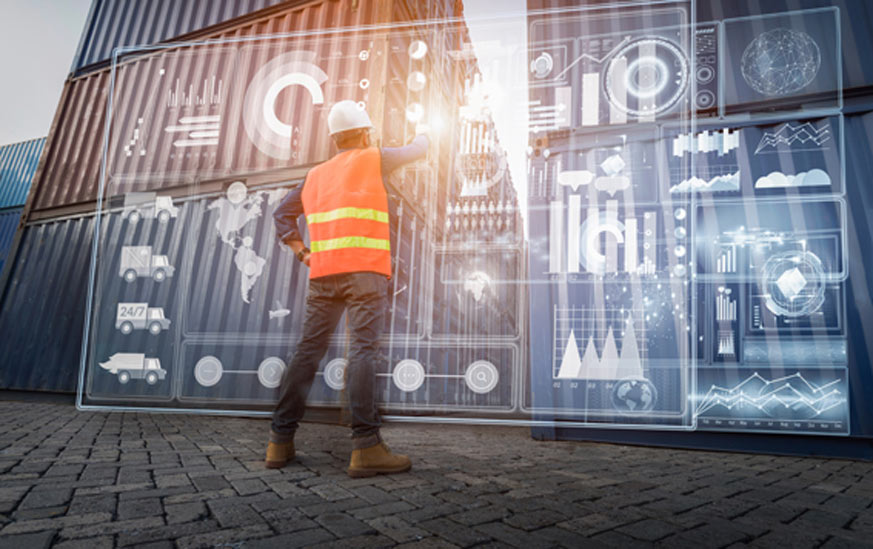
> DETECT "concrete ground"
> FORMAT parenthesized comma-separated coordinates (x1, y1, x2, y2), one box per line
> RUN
(2, 399, 873, 548)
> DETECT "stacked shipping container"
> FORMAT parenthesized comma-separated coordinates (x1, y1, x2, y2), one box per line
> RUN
(0, 137, 45, 274)
(0, 0, 475, 398)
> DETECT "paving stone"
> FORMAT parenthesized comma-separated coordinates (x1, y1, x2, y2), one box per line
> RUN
(174, 524, 273, 548)
(351, 501, 415, 520)
(164, 501, 206, 524)
(367, 515, 429, 543)
(190, 475, 231, 491)
(53, 536, 114, 549)
(117, 497, 163, 520)
(246, 528, 336, 548)
(206, 499, 265, 528)
(0, 530, 56, 549)
(115, 519, 221, 546)
(0, 512, 112, 535)
(615, 518, 681, 541)
(18, 487, 73, 509)
(316, 512, 378, 538)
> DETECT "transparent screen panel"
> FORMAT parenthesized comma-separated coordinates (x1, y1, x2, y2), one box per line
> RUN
(72, 0, 853, 439)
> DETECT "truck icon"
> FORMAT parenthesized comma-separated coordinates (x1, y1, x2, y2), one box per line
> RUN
(120, 246, 174, 283)
(116, 303, 171, 335)
(99, 353, 167, 385)
(123, 192, 179, 224)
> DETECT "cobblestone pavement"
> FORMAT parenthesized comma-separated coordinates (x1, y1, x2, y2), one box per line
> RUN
(2, 400, 873, 548)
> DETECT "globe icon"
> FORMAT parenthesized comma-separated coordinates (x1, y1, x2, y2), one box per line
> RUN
(741, 28, 820, 96)
(611, 378, 657, 413)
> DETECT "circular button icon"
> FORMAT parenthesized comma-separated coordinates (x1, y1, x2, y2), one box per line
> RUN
(465, 360, 499, 394)
(194, 356, 223, 387)
(324, 358, 348, 391)
(257, 357, 285, 389)
(392, 359, 425, 392)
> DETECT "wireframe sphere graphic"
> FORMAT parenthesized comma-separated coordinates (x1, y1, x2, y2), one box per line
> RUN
(740, 28, 820, 96)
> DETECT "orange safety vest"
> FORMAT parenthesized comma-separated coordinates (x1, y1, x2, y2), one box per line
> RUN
(301, 147, 391, 279)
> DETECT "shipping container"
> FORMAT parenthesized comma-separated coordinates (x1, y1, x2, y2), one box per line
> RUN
(0, 137, 45, 209)
(0, 208, 22, 274)
(71, 0, 294, 77)
(28, 0, 462, 215)
(0, 215, 92, 392)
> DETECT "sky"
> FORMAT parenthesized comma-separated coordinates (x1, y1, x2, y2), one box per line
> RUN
(0, 0, 92, 145)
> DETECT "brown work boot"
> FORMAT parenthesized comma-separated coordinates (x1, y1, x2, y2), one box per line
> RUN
(265, 440, 295, 469)
(347, 442, 411, 478)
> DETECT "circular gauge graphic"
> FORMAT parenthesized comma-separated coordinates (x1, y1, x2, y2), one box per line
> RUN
(242, 51, 329, 160)
(408, 40, 428, 60)
(530, 52, 554, 79)
(406, 71, 427, 92)
(405, 103, 424, 123)
(257, 357, 286, 389)
(604, 37, 690, 118)
(761, 251, 826, 318)
(695, 90, 716, 109)
(323, 358, 347, 391)
(392, 359, 425, 392)
(696, 65, 715, 84)
(194, 356, 223, 387)
(464, 360, 499, 394)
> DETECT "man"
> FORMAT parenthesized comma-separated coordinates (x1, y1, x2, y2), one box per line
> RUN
(267, 100, 429, 478)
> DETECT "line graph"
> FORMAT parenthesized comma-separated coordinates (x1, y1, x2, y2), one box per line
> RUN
(754, 122, 831, 154)
(552, 36, 631, 81)
(695, 371, 847, 424)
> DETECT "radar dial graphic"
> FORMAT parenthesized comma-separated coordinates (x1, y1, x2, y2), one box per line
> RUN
(604, 37, 690, 118)
(741, 28, 820, 96)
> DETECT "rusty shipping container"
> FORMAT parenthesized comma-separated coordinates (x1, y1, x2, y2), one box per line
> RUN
(0, 0, 526, 402)
(26, 0, 467, 216)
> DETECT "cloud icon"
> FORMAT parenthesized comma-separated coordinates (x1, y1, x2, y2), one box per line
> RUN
(755, 169, 831, 189)
(557, 170, 594, 192)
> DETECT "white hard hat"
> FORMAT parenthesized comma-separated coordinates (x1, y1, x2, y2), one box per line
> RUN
(327, 100, 373, 136)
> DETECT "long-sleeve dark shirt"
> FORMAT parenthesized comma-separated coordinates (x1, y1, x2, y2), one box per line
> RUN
(273, 135, 429, 245)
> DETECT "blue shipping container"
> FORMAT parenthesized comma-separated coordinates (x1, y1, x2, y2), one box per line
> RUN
(0, 208, 22, 275)
(0, 138, 45, 209)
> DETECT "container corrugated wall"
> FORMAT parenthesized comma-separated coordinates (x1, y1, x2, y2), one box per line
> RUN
(29, 0, 399, 214)
(0, 138, 45, 209)
(71, 0, 293, 76)
(0, 208, 22, 274)
(0, 216, 93, 392)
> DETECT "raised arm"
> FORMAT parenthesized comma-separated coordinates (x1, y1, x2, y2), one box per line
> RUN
(381, 134, 429, 175)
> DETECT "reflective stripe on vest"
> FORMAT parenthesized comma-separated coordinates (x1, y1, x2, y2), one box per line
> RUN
(301, 147, 392, 279)
(306, 206, 389, 225)
(310, 236, 391, 253)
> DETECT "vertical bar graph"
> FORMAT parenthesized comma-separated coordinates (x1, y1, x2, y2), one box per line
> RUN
(582, 73, 599, 126)
(715, 244, 736, 273)
(605, 200, 618, 272)
(549, 200, 563, 272)
(625, 218, 638, 273)
(609, 57, 627, 125)
(555, 86, 571, 128)
(716, 289, 736, 321)
(567, 195, 581, 273)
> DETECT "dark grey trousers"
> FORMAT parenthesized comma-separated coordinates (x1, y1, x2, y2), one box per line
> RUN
(271, 272, 387, 448)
